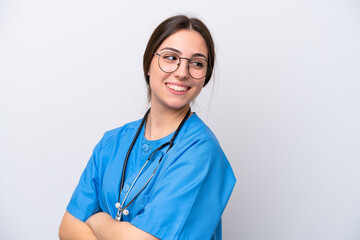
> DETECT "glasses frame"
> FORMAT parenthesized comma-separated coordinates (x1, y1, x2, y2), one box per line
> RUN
(154, 51, 208, 79)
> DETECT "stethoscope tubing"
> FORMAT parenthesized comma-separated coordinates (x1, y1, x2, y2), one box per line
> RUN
(115, 107, 191, 220)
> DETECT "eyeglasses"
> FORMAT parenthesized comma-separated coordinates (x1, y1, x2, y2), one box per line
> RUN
(154, 51, 208, 79)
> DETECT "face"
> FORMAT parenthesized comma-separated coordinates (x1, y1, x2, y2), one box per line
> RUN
(148, 29, 208, 111)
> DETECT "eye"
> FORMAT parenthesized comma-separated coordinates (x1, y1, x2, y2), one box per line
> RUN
(190, 59, 206, 69)
(162, 53, 178, 62)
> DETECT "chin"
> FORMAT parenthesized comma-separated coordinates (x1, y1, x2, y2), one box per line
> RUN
(164, 100, 191, 111)
(150, 93, 192, 111)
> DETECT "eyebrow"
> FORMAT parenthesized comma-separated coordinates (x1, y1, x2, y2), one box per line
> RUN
(159, 47, 207, 60)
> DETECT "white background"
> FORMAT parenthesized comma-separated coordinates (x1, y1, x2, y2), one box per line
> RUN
(0, 0, 359, 239)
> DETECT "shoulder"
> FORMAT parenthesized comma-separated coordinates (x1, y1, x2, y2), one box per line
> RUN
(167, 113, 228, 169)
(165, 113, 236, 186)
(179, 113, 221, 151)
(97, 118, 142, 150)
(182, 113, 237, 183)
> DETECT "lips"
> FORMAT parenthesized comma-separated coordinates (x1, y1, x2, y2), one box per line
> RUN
(165, 83, 190, 92)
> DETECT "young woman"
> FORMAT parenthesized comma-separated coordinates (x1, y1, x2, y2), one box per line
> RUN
(59, 15, 236, 240)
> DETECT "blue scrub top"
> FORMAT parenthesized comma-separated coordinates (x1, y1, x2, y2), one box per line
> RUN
(67, 113, 236, 240)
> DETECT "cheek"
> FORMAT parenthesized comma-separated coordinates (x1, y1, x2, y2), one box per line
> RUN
(148, 62, 172, 84)
(191, 82, 204, 97)
(196, 80, 206, 90)
(148, 57, 159, 76)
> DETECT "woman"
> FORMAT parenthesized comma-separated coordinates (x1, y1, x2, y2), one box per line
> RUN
(59, 15, 236, 240)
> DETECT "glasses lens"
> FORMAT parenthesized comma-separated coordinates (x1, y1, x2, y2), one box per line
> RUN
(158, 52, 179, 73)
(189, 58, 207, 79)
(157, 51, 208, 79)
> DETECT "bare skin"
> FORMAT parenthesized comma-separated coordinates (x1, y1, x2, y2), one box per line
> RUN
(59, 211, 97, 240)
(145, 104, 191, 141)
(59, 211, 158, 240)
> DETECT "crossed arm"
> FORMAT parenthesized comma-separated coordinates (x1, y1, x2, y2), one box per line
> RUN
(59, 211, 159, 240)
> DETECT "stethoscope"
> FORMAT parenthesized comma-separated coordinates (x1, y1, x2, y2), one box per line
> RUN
(115, 107, 191, 221)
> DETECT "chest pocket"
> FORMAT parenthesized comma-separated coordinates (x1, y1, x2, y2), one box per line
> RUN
(128, 194, 150, 219)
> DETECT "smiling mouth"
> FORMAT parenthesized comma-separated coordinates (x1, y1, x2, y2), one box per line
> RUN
(165, 83, 190, 92)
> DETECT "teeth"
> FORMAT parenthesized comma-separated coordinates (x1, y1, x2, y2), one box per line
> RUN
(166, 83, 188, 92)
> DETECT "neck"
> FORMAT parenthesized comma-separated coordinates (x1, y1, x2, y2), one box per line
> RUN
(144, 105, 191, 140)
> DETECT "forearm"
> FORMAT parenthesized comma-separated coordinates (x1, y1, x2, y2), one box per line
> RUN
(86, 212, 158, 240)
(86, 213, 130, 240)
(59, 211, 97, 240)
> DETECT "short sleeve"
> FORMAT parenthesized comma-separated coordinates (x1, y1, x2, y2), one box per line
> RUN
(130, 138, 236, 240)
(66, 140, 102, 222)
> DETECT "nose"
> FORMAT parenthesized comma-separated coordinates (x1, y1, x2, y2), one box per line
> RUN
(174, 58, 190, 79)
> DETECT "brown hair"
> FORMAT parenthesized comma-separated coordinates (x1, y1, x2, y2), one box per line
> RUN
(143, 15, 215, 99)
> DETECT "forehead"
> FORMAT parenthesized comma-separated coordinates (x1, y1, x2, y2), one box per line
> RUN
(157, 29, 208, 58)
